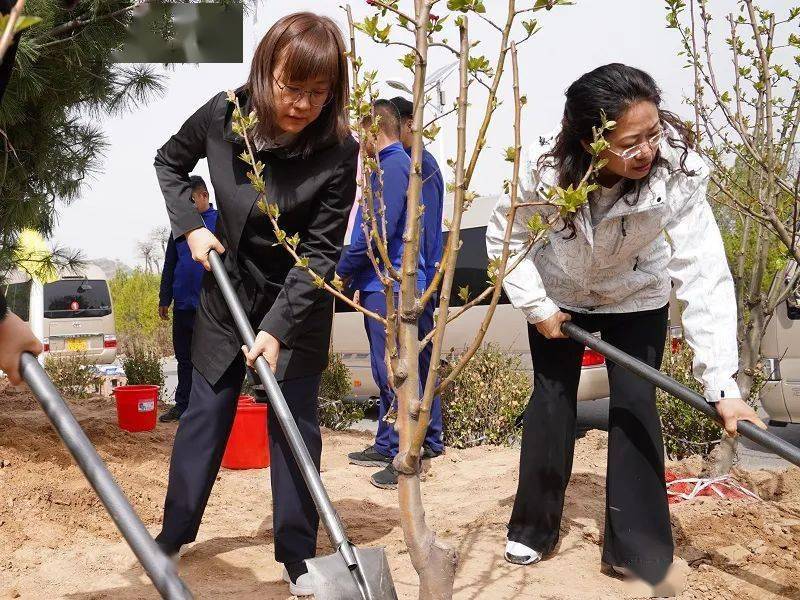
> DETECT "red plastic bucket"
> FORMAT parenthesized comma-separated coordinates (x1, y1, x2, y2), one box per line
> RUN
(222, 395, 270, 470)
(113, 385, 159, 432)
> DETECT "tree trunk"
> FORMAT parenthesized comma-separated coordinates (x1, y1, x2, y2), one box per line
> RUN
(394, 2, 458, 598)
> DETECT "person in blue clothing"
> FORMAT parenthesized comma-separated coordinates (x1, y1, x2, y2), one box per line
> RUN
(389, 95, 445, 460)
(339, 99, 439, 490)
(158, 175, 219, 422)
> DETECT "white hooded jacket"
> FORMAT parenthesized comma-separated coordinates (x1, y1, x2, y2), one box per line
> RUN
(485, 133, 740, 404)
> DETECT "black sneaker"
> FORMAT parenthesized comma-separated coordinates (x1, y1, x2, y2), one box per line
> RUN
(159, 406, 184, 423)
(370, 465, 399, 490)
(348, 445, 392, 467)
(422, 445, 443, 459)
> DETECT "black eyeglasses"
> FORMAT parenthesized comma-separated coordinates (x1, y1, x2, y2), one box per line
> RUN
(273, 78, 333, 108)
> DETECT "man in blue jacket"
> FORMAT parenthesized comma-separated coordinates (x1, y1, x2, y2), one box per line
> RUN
(389, 95, 445, 463)
(338, 99, 432, 490)
(158, 175, 218, 422)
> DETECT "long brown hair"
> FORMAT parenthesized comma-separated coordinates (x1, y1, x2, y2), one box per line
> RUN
(246, 12, 350, 157)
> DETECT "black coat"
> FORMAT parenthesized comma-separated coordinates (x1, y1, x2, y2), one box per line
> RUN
(154, 89, 359, 385)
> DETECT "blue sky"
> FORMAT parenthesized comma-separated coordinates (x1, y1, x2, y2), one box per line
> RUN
(51, 0, 725, 267)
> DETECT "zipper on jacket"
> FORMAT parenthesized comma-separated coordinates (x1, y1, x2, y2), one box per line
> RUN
(612, 216, 628, 254)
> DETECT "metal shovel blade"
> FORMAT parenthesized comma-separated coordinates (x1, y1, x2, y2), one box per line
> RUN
(306, 547, 398, 600)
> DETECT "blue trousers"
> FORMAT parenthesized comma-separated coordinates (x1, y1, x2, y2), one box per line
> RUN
(361, 290, 444, 458)
(172, 308, 196, 413)
(157, 357, 323, 564)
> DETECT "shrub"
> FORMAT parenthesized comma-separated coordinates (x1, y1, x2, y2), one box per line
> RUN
(318, 353, 363, 430)
(122, 344, 165, 396)
(656, 340, 723, 460)
(44, 353, 103, 399)
(440, 344, 531, 448)
(109, 269, 172, 356)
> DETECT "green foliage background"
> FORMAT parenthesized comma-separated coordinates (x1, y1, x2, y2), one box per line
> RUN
(440, 344, 530, 448)
(109, 269, 171, 355)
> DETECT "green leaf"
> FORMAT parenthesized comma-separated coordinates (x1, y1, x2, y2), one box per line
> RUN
(399, 52, 416, 71)
(332, 274, 344, 292)
(238, 150, 252, 165)
(486, 257, 501, 285)
(548, 183, 593, 216)
(287, 233, 301, 249)
(458, 285, 470, 304)
(295, 256, 310, 270)
(522, 19, 540, 36)
(589, 139, 609, 156)
(0, 14, 42, 33)
(467, 55, 493, 77)
(504, 146, 517, 162)
(376, 23, 392, 43)
(533, 0, 575, 12)
(720, 90, 731, 103)
(423, 123, 441, 142)
(267, 203, 280, 220)
(526, 214, 547, 234)
(246, 171, 265, 193)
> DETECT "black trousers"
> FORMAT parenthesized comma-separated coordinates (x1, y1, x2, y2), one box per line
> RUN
(172, 308, 196, 413)
(157, 357, 323, 564)
(508, 304, 671, 585)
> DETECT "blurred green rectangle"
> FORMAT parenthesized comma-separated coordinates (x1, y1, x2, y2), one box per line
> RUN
(113, 2, 243, 64)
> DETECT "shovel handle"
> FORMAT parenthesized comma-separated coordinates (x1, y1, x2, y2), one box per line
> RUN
(561, 321, 800, 468)
(19, 353, 193, 600)
(207, 250, 349, 550)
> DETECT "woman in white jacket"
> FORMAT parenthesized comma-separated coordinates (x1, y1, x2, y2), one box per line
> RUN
(486, 63, 765, 587)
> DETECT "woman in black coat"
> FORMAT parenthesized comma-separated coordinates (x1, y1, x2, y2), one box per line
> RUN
(152, 12, 358, 597)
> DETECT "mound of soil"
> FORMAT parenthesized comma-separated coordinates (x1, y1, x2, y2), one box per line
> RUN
(1, 384, 798, 599)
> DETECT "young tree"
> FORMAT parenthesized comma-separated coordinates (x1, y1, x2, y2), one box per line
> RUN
(150, 225, 170, 259)
(666, 0, 800, 472)
(137, 239, 159, 274)
(230, 2, 599, 597)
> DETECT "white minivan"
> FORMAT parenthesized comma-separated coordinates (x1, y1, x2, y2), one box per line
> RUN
(759, 264, 800, 425)
(331, 195, 613, 403)
(3, 264, 117, 364)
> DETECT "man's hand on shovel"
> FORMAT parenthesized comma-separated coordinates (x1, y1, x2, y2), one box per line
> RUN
(243, 330, 280, 373)
(715, 397, 768, 437)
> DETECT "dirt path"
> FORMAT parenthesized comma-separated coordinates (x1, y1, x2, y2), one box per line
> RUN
(1, 386, 798, 599)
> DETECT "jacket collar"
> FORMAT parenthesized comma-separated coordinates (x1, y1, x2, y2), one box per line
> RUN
(378, 141, 405, 160)
(222, 86, 339, 159)
(601, 174, 667, 220)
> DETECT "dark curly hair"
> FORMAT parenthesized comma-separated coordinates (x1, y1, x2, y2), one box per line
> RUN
(540, 63, 695, 237)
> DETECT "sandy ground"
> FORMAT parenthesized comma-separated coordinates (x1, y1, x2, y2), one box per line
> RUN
(1, 385, 799, 600)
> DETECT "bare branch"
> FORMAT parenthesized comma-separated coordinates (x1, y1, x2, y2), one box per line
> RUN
(0, 0, 23, 62)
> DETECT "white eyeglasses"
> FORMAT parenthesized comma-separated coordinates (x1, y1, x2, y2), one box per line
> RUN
(608, 128, 665, 160)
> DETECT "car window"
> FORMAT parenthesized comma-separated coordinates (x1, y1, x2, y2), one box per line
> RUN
(3, 281, 32, 321)
(43, 279, 112, 319)
(333, 226, 508, 313)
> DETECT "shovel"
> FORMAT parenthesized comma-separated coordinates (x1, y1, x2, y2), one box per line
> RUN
(208, 250, 397, 600)
(561, 322, 800, 468)
(19, 353, 193, 599)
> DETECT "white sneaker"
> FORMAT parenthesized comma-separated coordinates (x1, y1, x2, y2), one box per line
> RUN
(504, 540, 542, 565)
(282, 566, 314, 597)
